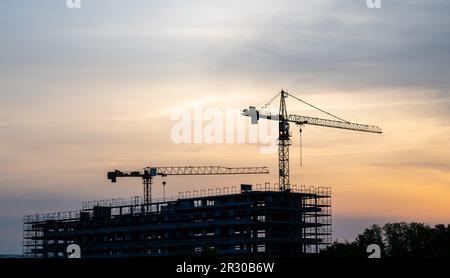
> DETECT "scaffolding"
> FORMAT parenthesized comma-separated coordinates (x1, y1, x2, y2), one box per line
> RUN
(23, 183, 331, 258)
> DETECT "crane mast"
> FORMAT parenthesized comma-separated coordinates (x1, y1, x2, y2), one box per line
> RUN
(242, 90, 382, 191)
(278, 91, 291, 191)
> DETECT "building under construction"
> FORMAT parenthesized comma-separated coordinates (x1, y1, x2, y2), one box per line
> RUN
(23, 184, 331, 258)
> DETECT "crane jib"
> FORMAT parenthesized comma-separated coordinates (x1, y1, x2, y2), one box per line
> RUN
(242, 107, 382, 134)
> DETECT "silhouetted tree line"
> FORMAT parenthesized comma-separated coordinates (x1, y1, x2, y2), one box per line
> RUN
(322, 222, 450, 258)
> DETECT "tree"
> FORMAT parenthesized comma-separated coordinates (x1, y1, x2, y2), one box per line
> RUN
(323, 222, 450, 258)
(355, 224, 385, 253)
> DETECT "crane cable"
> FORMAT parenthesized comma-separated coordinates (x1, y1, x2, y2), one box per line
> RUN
(286, 91, 348, 167)
(259, 90, 348, 167)
(299, 127, 303, 166)
(286, 92, 349, 123)
(260, 91, 281, 110)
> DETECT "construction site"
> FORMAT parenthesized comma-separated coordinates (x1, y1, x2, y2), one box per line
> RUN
(23, 91, 382, 258)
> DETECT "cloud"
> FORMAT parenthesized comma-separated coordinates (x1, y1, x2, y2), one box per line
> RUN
(2, 1, 450, 90)
(1, 0, 450, 254)
(206, 0, 450, 90)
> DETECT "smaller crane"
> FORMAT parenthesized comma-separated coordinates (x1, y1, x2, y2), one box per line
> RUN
(107, 166, 269, 204)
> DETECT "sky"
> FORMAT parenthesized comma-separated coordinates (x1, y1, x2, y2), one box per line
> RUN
(1, 0, 450, 254)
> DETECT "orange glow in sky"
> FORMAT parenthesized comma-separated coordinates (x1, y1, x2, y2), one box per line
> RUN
(1, 0, 450, 254)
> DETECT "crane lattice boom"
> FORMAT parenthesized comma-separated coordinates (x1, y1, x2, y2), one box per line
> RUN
(288, 115, 382, 133)
(107, 166, 269, 205)
(242, 108, 381, 134)
(147, 166, 269, 176)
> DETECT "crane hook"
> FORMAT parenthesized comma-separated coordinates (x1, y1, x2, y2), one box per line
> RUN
(299, 126, 303, 167)
(162, 181, 167, 201)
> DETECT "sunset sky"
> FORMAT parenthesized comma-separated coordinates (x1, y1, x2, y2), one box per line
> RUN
(1, 0, 450, 253)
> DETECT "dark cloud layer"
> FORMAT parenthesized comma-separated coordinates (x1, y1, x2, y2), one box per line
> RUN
(1, 1, 449, 90)
(212, 0, 450, 90)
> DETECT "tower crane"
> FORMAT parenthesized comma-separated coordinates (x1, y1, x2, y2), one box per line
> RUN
(107, 166, 269, 204)
(242, 90, 382, 191)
